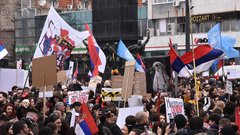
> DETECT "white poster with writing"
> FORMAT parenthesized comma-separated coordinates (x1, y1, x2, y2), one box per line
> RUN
(165, 97, 185, 123)
(68, 90, 89, 105)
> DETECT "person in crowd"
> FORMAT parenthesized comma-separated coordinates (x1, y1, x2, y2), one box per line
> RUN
(208, 113, 221, 134)
(46, 122, 58, 135)
(54, 102, 66, 119)
(134, 111, 149, 131)
(129, 128, 144, 135)
(173, 114, 188, 135)
(223, 101, 236, 118)
(102, 107, 123, 135)
(188, 117, 214, 135)
(200, 111, 210, 129)
(39, 126, 53, 135)
(44, 114, 62, 134)
(2, 102, 17, 122)
(12, 120, 33, 135)
(125, 115, 136, 133)
(0, 91, 8, 113)
(16, 99, 30, 120)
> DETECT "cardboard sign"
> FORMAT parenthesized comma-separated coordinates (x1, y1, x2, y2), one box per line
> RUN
(121, 61, 135, 99)
(133, 72, 147, 95)
(32, 55, 57, 87)
(57, 70, 68, 83)
(68, 90, 89, 105)
(39, 85, 54, 92)
(102, 88, 122, 101)
(165, 97, 185, 123)
(112, 76, 123, 88)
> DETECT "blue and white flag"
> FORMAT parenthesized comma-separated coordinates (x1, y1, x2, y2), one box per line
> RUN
(0, 42, 8, 60)
(208, 23, 239, 59)
(117, 40, 144, 72)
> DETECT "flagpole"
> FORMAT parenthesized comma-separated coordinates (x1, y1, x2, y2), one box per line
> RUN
(219, 28, 225, 86)
(187, 0, 199, 116)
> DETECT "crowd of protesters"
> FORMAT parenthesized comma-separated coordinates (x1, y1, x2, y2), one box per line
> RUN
(0, 76, 240, 135)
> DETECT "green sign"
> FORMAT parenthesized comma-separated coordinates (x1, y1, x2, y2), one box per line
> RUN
(15, 45, 36, 55)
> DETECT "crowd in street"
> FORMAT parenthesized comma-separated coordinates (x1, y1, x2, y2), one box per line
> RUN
(0, 76, 240, 135)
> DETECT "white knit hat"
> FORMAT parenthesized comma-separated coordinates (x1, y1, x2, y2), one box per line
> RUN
(22, 99, 30, 104)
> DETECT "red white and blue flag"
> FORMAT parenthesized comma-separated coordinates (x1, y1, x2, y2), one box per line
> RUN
(180, 45, 225, 73)
(72, 68, 78, 81)
(85, 24, 106, 77)
(0, 42, 8, 60)
(75, 103, 99, 135)
(136, 53, 146, 72)
(168, 38, 192, 78)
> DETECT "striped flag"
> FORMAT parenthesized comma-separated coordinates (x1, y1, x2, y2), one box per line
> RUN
(0, 42, 8, 60)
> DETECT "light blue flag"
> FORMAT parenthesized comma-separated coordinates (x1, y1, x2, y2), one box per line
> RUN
(208, 23, 221, 49)
(208, 23, 239, 59)
(117, 40, 144, 72)
(221, 36, 239, 59)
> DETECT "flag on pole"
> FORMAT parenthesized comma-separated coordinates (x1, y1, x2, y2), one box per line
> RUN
(117, 40, 144, 72)
(168, 38, 192, 78)
(180, 45, 225, 73)
(208, 23, 239, 59)
(136, 53, 145, 72)
(210, 59, 223, 74)
(0, 42, 8, 60)
(85, 24, 106, 76)
(73, 68, 78, 80)
(33, 6, 90, 70)
(75, 103, 99, 135)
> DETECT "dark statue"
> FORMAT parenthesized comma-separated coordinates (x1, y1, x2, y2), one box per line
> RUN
(127, 29, 150, 57)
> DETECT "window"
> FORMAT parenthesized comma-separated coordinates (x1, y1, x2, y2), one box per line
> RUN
(222, 21, 231, 32)
(231, 20, 240, 31)
(153, 0, 174, 4)
(199, 22, 211, 33)
(177, 23, 185, 34)
(192, 23, 199, 33)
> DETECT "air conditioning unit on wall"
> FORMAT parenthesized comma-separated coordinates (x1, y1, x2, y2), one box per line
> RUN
(67, 4, 73, 10)
(77, 4, 83, 10)
(173, 0, 180, 7)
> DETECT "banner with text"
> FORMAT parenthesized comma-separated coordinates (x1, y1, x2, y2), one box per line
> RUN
(165, 97, 185, 123)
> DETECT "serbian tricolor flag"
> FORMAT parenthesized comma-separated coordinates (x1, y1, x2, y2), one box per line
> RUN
(168, 38, 192, 78)
(0, 42, 8, 60)
(210, 59, 223, 74)
(85, 24, 106, 77)
(73, 68, 78, 80)
(136, 53, 145, 72)
(181, 45, 224, 73)
(75, 103, 99, 135)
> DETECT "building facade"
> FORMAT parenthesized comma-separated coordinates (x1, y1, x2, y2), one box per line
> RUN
(146, 0, 240, 58)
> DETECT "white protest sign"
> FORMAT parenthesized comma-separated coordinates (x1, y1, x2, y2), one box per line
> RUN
(39, 91, 53, 98)
(128, 95, 143, 107)
(68, 90, 89, 104)
(165, 97, 185, 123)
(68, 61, 74, 78)
(117, 106, 144, 128)
(0, 68, 25, 91)
(226, 80, 233, 95)
(215, 65, 240, 79)
(101, 88, 122, 101)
